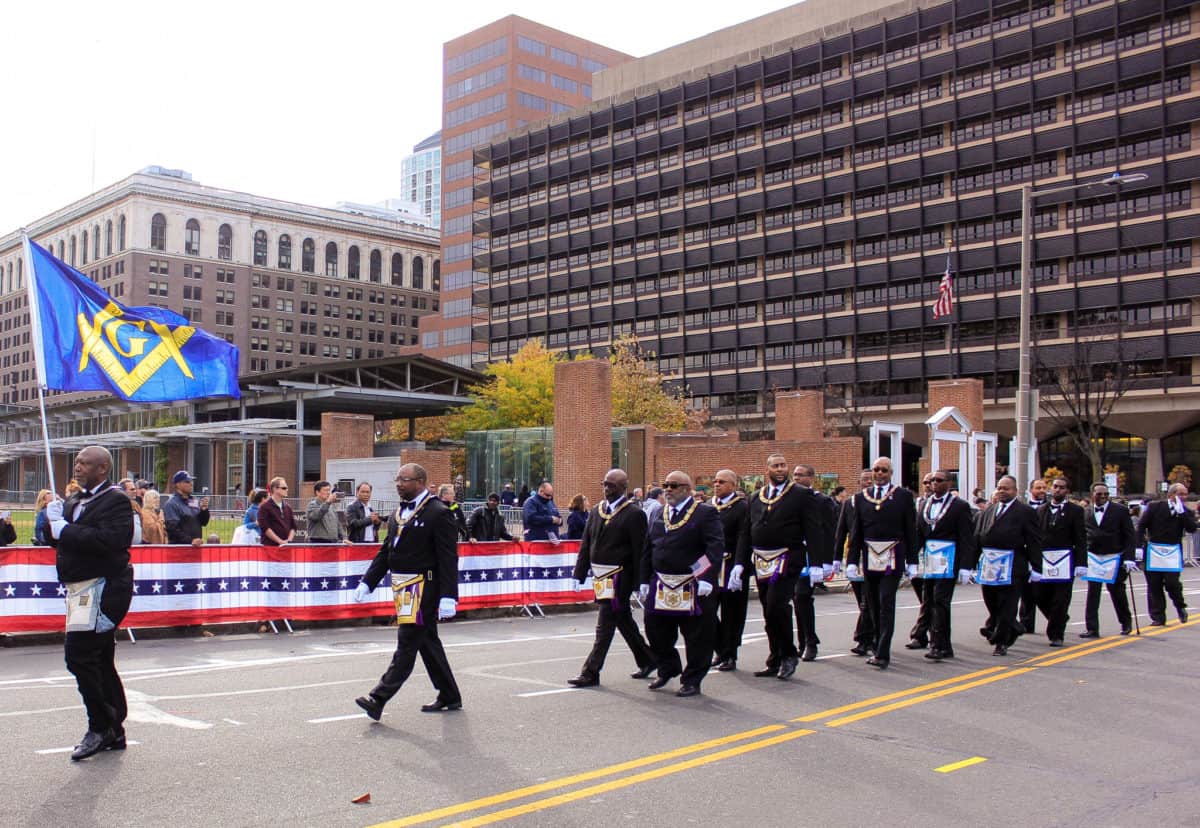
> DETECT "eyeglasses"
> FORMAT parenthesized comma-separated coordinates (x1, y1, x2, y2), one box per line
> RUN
(662, 482, 686, 489)
(872, 467, 890, 473)
(276, 486, 288, 490)
(395, 476, 420, 483)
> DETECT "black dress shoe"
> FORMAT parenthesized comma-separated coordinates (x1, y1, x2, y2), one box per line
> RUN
(777, 656, 799, 680)
(801, 643, 818, 662)
(106, 727, 127, 750)
(865, 656, 889, 669)
(711, 654, 725, 667)
(1079, 630, 1100, 639)
(1149, 620, 1165, 627)
(849, 644, 871, 657)
(630, 664, 657, 680)
(71, 729, 116, 761)
(1180, 609, 1189, 624)
(420, 699, 463, 713)
(648, 674, 673, 690)
(1048, 639, 1064, 647)
(1120, 625, 1132, 636)
(992, 644, 1008, 656)
(567, 675, 599, 687)
(753, 667, 779, 677)
(979, 626, 992, 639)
(716, 658, 737, 672)
(904, 639, 928, 650)
(676, 685, 701, 698)
(355, 695, 383, 721)
(925, 649, 953, 661)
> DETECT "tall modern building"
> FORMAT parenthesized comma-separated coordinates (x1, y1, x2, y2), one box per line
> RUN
(0, 166, 442, 407)
(401, 131, 443, 229)
(474, 0, 1200, 491)
(419, 16, 632, 368)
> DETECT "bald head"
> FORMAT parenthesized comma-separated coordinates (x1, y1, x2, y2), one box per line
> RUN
(73, 445, 112, 490)
(602, 468, 628, 499)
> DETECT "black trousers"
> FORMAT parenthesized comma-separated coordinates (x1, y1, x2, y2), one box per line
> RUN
(982, 584, 1020, 646)
(793, 574, 820, 648)
(580, 599, 655, 678)
(1033, 581, 1073, 641)
(919, 577, 957, 652)
(908, 576, 928, 643)
(1017, 572, 1037, 634)
(864, 572, 901, 662)
(757, 574, 798, 667)
(1084, 569, 1132, 633)
(65, 566, 133, 734)
(371, 607, 460, 706)
(1146, 571, 1187, 623)
(714, 580, 751, 661)
(645, 598, 716, 688)
(851, 579, 875, 646)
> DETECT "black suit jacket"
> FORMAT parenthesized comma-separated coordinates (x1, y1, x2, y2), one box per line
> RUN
(918, 496, 977, 571)
(974, 499, 1042, 574)
(713, 494, 750, 570)
(641, 501, 725, 585)
(847, 485, 919, 570)
(467, 505, 514, 542)
(739, 483, 825, 575)
(796, 486, 836, 567)
(1085, 501, 1136, 561)
(573, 500, 647, 603)
(1138, 499, 1199, 546)
(362, 495, 459, 601)
(51, 484, 134, 583)
(345, 499, 380, 543)
(1038, 500, 1087, 569)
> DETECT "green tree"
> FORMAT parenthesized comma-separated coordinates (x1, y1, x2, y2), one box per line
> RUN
(609, 336, 696, 430)
(444, 341, 562, 437)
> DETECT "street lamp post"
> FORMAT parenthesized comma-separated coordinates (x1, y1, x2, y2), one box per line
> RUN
(1013, 171, 1149, 495)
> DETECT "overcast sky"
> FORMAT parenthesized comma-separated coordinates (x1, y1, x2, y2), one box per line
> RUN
(1, 0, 795, 234)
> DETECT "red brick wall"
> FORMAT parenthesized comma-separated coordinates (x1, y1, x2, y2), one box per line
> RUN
(266, 437, 297, 488)
(652, 434, 861, 491)
(166, 443, 188, 489)
(319, 412, 375, 482)
(921, 379, 986, 480)
(553, 359, 612, 509)
(775, 390, 825, 442)
(398, 449, 452, 494)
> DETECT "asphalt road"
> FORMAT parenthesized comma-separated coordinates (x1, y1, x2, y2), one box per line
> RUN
(4, 575, 1200, 828)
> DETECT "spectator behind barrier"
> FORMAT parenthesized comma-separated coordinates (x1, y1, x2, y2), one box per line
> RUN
(33, 489, 53, 545)
(258, 477, 296, 545)
(566, 494, 589, 540)
(141, 490, 167, 544)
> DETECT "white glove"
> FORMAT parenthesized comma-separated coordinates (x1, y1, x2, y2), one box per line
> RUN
(822, 563, 833, 579)
(1028, 569, 1043, 583)
(45, 499, 64, 522)
(1074, 567, 1089, 578)
(50, 519, 68, 540)
(1123, 561, 1139, 573)
(810, 567, 823, 586)
(697, 580, 713, 597)
(727, 565, 744, 592)
(639, 584, 650, 603)
(438, 598, 457, 620)
(352, 582, 371, 603)
(957, 569, 973, 586)
(832, 559, 843, 575)
(845, 564, 860, 580)
(906, 563, 919, 579)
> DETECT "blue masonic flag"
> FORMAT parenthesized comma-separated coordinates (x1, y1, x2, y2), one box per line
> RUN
(24, 237, 240, 402)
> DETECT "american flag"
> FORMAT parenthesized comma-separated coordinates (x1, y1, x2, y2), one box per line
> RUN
(932, 255, 954, 319)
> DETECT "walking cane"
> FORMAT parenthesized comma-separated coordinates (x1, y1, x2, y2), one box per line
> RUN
(1127, 567, 1141, 636)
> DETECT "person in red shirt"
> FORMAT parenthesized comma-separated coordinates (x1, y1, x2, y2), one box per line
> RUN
(257, 477, 296, 545)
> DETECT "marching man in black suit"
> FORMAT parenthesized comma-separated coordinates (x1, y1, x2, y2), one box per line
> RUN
(1136, 482, 1195, 626)
(974, 475, 1042, 656)
(567, 468, 656, 687)
(48, 445, 135, 761)
(639, 470, 725, 697)
(836, 469, 876, 656)
(915, 470, 976, 661)
(1081, 482, 1137, 638)
(1034, 476, 1087, 646)
(790, 464, 835, 662)
(737, 454, 824, 679)
(353, 462, 462, 719)
(710, 469, 751, 671)
(846, 456, 919, 669)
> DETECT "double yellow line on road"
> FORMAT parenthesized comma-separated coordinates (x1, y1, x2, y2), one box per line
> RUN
(370, 619, 1197, 827)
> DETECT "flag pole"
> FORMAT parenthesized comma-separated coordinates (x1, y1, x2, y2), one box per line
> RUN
(949, 247, 957, 380)
(20, 232, 59, 498)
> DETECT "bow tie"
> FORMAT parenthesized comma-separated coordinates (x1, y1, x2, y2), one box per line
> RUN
(77, 490, 96, 500)
(399, 500, 416, 510)
(930, 497, 944, 505)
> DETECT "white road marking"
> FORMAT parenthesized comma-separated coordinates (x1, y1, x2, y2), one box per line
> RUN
(814, 653, 850, 660)
(125, 690, 212, 730)
(223, 718, 244, 725)
(516, 688, 579, 698)
(308, 713, 374, 724)
(36, 741, 140, 755)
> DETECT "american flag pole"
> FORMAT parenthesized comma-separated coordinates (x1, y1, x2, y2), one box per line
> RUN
(947, 251, 956, 379)
(931, 249, 956, 377)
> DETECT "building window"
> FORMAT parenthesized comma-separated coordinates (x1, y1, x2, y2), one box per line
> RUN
(325, 242, 338, 277)
(275, 234, 292, 269)
(391, 253, 403, 286)
(550, 74, 577, 94)
(185, 219, 201, 256)
(92, 224, 100, 260)
(369, 250, 382, 283)
(412, 257, 424, 289)
(517, 36, 546, 56)
(253, 230, 268, 266)
(432, 260, 440, 291)
(348, 245, 361, 280)
(150, 213, 167, 251)
(81, 231, 88, 265)
(218, 224, 232, 260)
(517, 64, 546, 83)
(118, 215, 126, 251)
(549, 46, 576, 67)
(518, 91, 547, 110)
(105, 220, 113, 256)
(69, 236, 77, 266)
(302, 238, 315, 273)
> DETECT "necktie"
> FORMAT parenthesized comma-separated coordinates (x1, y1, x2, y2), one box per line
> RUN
(769, 486, 778, 499)
(996, 502, 1007, 519)
(669, 507, 678, 523)
(873, 486, 881, 499)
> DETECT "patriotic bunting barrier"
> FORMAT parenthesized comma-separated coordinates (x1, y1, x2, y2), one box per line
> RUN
(0, 540, 590, 634)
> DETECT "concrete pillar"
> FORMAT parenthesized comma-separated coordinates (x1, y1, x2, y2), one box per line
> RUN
(1145, 437, 1164, 494)
(553, 359, 612, 510)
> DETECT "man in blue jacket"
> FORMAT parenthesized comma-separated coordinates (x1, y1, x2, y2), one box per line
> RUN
(523, 481, 563, 541)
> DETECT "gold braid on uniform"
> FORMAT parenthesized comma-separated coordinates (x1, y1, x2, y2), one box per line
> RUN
(757, 480, 793, 512)
(663, 500, 700, 531)
(714, 492, 744, 512)
(598, 498, 633, 524)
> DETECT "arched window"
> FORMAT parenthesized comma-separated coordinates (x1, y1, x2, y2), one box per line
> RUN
(150, 213, 167, 251)
(278, 235, 292, 270)
(412, 256, 424, 289)
(118, 215, 126, 250)
(70, 235, 77, 266)
(93, 224, 100, 260)
(218, 224, 233, 260)
(348, 245, 361, 279)
(325, 242, 338, 277)
(185, 219, 201, 256)
(81, 230, 88, 265)
(105, 220, 113, 255)
(391, 253, 404, 286)
(369, 250, 382, 283)
(253, 230, 268, 266)
(16, 258, 21, 289)
(302, 238, 315, 273)
(432, 259, 441, 291)
(57, 240, 65, 260)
